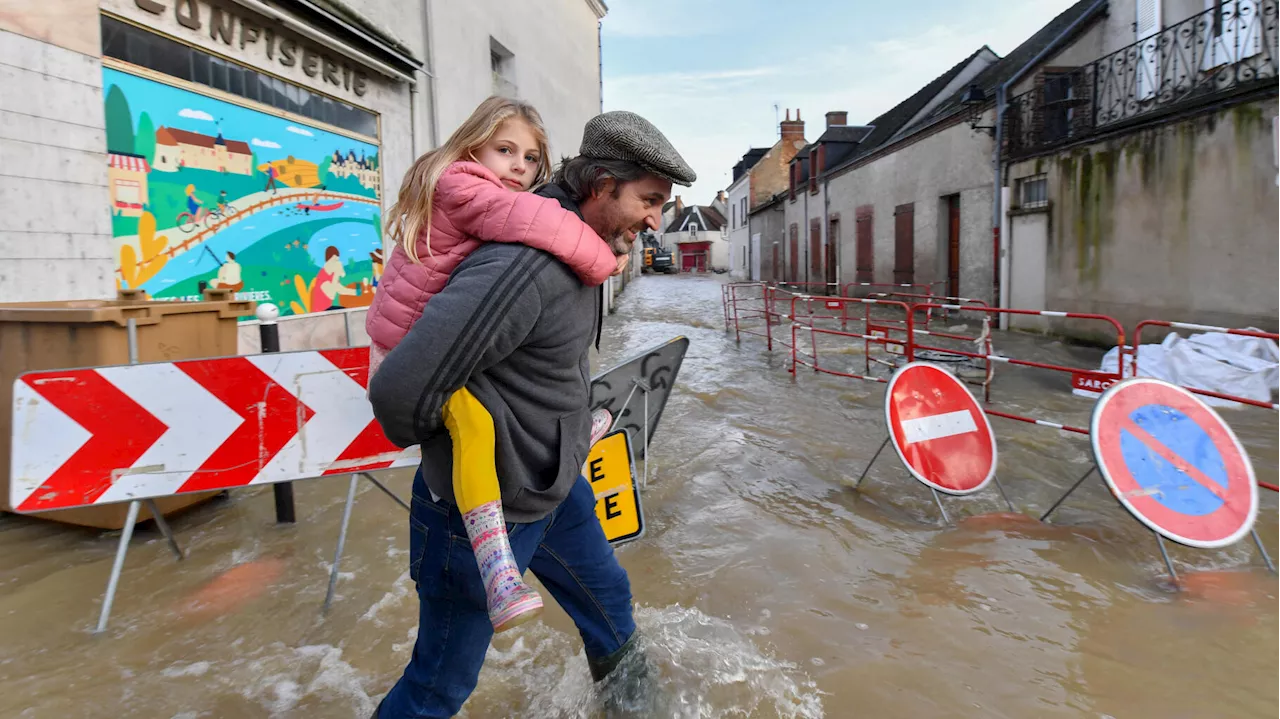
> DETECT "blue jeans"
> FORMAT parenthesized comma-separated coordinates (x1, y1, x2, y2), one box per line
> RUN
(376, 469, 637, 718)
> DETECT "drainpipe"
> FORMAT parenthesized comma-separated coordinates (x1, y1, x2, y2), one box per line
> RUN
(823, 174, 832, 293)
(422, 0, 440, 148)
(991, 0, 1107, 327)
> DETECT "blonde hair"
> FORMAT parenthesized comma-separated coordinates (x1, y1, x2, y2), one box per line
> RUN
(387, 96, 553, 264)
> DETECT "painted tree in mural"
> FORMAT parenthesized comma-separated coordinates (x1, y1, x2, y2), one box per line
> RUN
(119, 211, 169, 289)
(104, 85, 135, 154)
(317, 155, 333, 186)
(135, 112, 157, 164)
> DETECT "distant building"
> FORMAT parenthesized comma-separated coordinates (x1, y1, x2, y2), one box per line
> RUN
(662, 202, 728, 272)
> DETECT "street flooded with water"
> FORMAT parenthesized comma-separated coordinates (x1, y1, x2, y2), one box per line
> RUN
(0, 273, 1275, 718)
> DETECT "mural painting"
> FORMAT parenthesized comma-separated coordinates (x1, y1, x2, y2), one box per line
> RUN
(103, 66, 384, 316)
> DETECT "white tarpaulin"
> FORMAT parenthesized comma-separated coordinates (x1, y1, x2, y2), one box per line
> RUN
(1073, 329, 1279, 408)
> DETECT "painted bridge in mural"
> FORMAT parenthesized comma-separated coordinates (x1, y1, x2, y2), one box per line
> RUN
(151, 190, 379, 264)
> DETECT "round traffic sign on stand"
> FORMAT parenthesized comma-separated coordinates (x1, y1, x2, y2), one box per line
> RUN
(885, 362, 997, 495)
(1091, 377, 1258, 549)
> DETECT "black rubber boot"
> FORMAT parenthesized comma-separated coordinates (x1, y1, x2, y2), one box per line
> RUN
(589, 633, 668, 717)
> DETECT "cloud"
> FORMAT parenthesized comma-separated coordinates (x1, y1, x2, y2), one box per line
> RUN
(286, 126, 314, 137)
(601, 0, 725, 38)
(251, 138, 282, 149)
(178, 108, 214, 121)
(604, 0, 1078, 204)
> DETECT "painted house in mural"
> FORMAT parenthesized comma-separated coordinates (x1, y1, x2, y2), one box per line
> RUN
(153, 127, 254, 174)
(107, 151, 150, 218)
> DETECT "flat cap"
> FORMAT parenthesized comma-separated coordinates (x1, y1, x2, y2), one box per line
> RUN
(579, 111, 696, 186)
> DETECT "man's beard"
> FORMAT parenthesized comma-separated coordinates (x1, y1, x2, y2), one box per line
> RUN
(607, 233, 633, 256)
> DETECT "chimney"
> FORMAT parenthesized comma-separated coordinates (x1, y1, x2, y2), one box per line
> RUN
(674, 195, 684, 214)
(825, 110, 848, 128)
(715, 190, 726, 204)
(780, 107, 805, 141)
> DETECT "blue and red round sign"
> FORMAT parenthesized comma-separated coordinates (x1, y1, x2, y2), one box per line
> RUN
(1091, 378, 1258, 548)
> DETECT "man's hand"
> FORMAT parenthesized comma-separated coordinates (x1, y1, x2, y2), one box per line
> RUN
(611, 253, 630, 277)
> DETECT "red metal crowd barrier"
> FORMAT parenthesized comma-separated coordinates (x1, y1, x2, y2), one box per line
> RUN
(1131, 320, 1278, 492)
(724, 282, 774, 349)
(909, 304, 1127, 436)
(720, 284, 1279, 493)
(1130, 320, 1280, 411)
(788, 296, 913, 383)
(842, 281, 932, 301)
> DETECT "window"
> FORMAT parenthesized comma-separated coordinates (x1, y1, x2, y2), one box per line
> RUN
(740, 197, 747, 227)
(1018, 174, 1048, 208)
(100, 16, 377, 137)
(490, 38, 516, 97)
(1041, 73, 1074, 144)
(731, 204, 736, 228)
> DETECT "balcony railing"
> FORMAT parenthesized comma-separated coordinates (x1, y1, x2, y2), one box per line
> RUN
(1004, 0, 1278, 159)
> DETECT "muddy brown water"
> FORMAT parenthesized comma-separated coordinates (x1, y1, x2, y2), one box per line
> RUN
(0, 273, 1275, 718)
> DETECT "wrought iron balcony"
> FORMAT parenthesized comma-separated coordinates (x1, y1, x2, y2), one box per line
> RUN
(1004, 0, 1278, 159)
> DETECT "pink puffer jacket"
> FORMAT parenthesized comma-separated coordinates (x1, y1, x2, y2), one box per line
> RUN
(366, 161, 615, 359)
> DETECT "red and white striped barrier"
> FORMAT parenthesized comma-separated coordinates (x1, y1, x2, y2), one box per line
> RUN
(9, 347, 418, 513)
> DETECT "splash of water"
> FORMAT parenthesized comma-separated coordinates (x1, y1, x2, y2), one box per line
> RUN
(467, 604, 825, 718)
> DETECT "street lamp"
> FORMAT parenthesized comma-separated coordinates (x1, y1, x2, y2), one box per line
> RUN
(962, 84, 996, 137)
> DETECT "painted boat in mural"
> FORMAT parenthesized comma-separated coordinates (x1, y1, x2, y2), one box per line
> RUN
(296, 200, 346, 212)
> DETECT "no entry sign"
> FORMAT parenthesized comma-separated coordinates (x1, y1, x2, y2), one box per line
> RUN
(885, 362, 997, 495)
(1091, 378, 1258, 548)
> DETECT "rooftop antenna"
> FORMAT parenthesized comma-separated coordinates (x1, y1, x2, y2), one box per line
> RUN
(773, 103, 780, 135)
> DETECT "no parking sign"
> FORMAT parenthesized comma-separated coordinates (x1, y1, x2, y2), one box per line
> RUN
(1091, 378, 1258, 549)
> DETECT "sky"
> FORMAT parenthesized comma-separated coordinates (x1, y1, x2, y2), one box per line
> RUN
(600, 0, 1080, 206)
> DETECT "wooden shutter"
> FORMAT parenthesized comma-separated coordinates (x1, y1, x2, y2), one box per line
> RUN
(809, 218, 822, 280)
(855, 206, 874, 283)
(789, 224, 799, 282)
(893, 203, 915, 285)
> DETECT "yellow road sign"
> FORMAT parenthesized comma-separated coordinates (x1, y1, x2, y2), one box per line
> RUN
(585, 429, 644, 544)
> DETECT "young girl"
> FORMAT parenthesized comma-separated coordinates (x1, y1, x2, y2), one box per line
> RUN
(368, 96, 618, 633)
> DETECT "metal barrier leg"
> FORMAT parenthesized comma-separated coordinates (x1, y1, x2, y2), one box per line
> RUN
(323, 475, 360, 613)
(642, 388, 650, 489)
(991, 476, 1016, 513)
(854, 437, 890, 490)
(95, 500, 142, 634)
(1251, 528, 1276, 574)
(145, 499, 185, 561)
(1039, 467, 1096, 522)
(931, 489, 951, 525)
(1155, 533, 1180, 589)
(362, 473, 410, 512)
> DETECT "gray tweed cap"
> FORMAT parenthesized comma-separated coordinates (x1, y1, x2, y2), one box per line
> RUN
(579, 111, 696, 186)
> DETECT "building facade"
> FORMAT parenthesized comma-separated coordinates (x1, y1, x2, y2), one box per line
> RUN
(0, 0, 607, 349)
(662, 203, 728, 272)
(999, 0, 1279, 337)
(726, 147, 767, 279)
(733, 111, 808, 282)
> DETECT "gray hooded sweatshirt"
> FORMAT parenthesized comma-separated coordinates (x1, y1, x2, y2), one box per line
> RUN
(367, 183, 601, 523)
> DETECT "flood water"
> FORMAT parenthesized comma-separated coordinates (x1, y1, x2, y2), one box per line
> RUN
(0, 273, 1275, 718)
